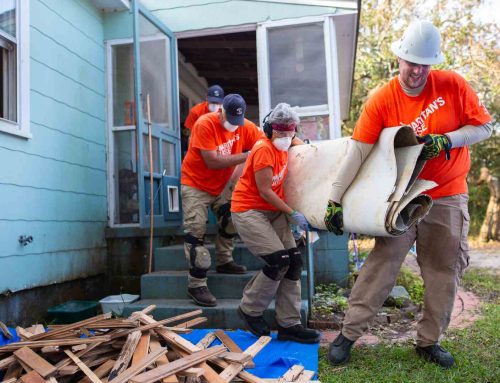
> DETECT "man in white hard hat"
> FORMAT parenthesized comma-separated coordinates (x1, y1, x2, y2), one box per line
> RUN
(325, 20, 492, 368)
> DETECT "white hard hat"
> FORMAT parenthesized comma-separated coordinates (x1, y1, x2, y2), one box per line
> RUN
(391, 20, 444, 65)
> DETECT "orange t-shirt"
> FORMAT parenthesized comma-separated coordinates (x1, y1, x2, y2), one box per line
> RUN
(232, 138, 289, 213)
(181, 112, 264, 196)
(352, 70, 491, 199)
(184, 101, 209, 130)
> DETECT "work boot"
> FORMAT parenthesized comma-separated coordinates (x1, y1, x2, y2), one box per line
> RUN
(187, 286, 217, 307)
(216, 260, 247, 274)
(238, 307, 270, 337)
(416, 344, 455, 368)
(327, 333, 355, 365)
(277, 324, 321, 344)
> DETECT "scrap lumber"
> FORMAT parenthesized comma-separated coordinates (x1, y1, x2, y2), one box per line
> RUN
(219, 337, 271, 382)
(278, 365, 304, 382)
(77, 360, 115, 383)
(149, 337, 178, 383)
(131, 333, 150, 367)
(107, 346, 167, 383)
(16, 327, 35, 341)
(1, 378, 17, 383)
(173, 318, 207, 329)
(107, 331, 141, 381)
(28, 314, 112, 341)
(195, 332, 216, 350)
(0, 336, 111, 353)
(0, 322, 13, 340)
(215, 330, 255, 368)
(4, 361, 23, 380)
(0, 355, 16, 370)
(26, 325, 45, 336)
(19, 371, 47, 383)
(296, 371, 316, 381)
(63, 350, 102, 383)
(13, 347, 56, 378)
(129, 345, 226, 383)
(176, 367, 204, 378)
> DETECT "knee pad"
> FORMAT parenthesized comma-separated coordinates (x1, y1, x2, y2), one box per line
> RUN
(185, 233, 211, 270)
(261, 250, 290, 281)
(217, 202, 237, 239)
(284, 247, 303, 281)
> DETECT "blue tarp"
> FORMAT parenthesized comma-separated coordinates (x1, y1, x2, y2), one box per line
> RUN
(0, 327, 21, 346)
(181, 329, 319, 379)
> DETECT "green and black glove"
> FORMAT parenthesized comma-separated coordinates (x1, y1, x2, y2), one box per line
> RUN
(324, 200, 343, 235)
(418, 134, 452, 160)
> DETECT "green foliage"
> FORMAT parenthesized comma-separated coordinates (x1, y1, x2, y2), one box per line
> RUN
(313, 283, 349, 315)
(396, 266, 424, 304)
(319, 303, 500, 382)
(462, 268, 500, 303)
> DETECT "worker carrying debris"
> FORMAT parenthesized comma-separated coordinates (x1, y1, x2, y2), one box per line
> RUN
(231, 103, 320, 344)
(181, 94, 264, 307)
(326, 20, 493, 368)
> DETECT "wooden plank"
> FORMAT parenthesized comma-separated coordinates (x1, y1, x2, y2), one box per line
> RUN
(0, 322, 13, 340)
(54, 342, 105, 370)
(195, 332, 216, 350)
(4, 361, 22, 380)
(219, 337, 271, 382)
(25, 325, 46, 336)
(131, 333, 150, 367)
(170, 346, 226, 383)
(129, 346, 226, 383)
(215, 330, 255, 368)
(109, 319, 191, 341)
(108, 346, 167, 383)
(1, 378, 18, 383)
(29, 314, 111, 341)
(16, 327, 35, 341)
(0, 336, 110, 353)
(149, 338, 178, 383)
(296, 370, 316, 381)
(220, 352, 252, 364)
(173, 318, 207, 329)
(72, 344, 88, 353)
(130, 305, 157, 316)
(0, 355, 16, 370)
(19, 370, 47, 383)
(177, 368, 204, 378)
(77, 360, 115, 383)
(63, 350, 102, 383)
(278, 365, 304, 382)
(108, 331, 142, 381)
(40, 347, 60, 354)
(14, 346, 56, 378)
(46, 378, 58, 383)
(129, 310, 203, 328)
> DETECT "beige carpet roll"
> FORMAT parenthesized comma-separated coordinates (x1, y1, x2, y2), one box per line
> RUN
(285, 126, 437, 236)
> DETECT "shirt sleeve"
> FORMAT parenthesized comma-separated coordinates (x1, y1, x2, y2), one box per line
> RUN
(252, 145, 274, 173)
(243, 122, 266, 151)
(460, 77, 492, 126)
(190, 118, 218, 151)
(352, 93, 386, 144)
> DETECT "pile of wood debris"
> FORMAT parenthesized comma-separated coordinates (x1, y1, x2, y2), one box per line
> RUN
(0, 305, 319, 383)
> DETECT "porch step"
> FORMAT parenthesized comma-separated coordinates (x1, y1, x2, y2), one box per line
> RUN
(141, 270, 308, 299)
(122, 299, 308, 329)
(154, 243, 268, 271)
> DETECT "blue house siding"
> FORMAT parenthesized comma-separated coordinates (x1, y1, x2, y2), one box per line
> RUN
(0, 0, 107, 294)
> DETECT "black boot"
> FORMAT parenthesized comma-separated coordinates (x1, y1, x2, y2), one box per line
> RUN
(238, 307, 270, 337)
(328, 333, 354, 365)
(416, 344, 455, 368)
(187, 286, 217, 307)
(216, 261, 247, 274)
(277, 324, 320, 344)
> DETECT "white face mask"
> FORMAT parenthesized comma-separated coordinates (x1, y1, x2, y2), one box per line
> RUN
(223, 120, 239, 132)
(272, 137, 292, 151)
(208, 103, 221, 112)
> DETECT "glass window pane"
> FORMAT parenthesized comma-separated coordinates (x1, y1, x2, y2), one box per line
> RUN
(143, 134, 159, 173)
(1, 44, 17, 122)
(268, 23, 328, 108)
(162, 141, 176, 176)
(112, 44, 135, 127)
(0, 1, 16, 38)
(139, 15, 170, 128)
(114, 131, 139, 224)
(297, 115, 330, 141)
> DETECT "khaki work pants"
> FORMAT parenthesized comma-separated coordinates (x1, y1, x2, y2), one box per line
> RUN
(342, 194, 470, 347)
(232, 210, 301, 327)
(182, 184, 236, 288)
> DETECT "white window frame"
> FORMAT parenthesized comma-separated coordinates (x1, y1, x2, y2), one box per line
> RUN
(257, 15, 342, 139)
(0, 0, 30, 139)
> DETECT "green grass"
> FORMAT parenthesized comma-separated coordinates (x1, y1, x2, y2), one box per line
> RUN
(462, 268, 500, 303)
(319, 270, 500, 382)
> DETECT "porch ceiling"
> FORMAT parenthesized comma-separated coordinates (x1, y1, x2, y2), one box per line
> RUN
(178, 31, 258, 105)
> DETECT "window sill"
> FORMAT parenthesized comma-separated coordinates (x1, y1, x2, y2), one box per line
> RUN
(0, 118, 32, 139)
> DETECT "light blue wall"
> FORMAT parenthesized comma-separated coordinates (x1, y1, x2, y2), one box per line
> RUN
(0, 0, 107, 294)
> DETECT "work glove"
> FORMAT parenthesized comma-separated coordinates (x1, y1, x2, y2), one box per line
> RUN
(324, 200, 343, 235)
(418, 134, 451, 160)
(289, 210, 311, 232)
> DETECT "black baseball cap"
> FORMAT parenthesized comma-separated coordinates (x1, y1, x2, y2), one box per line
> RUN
(222, 94, 246, 126)
(207, 85, 224, 103)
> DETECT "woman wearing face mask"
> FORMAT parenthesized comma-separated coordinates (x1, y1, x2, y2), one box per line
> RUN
(231, 103, 320, 344)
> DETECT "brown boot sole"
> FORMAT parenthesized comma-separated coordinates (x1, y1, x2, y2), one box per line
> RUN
(187, 292, 217, 307)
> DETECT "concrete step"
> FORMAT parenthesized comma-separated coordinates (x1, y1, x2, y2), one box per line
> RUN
(141, 270, 309, 299)
(122, 299, 308, 329)
(154, 243, 268, 271)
